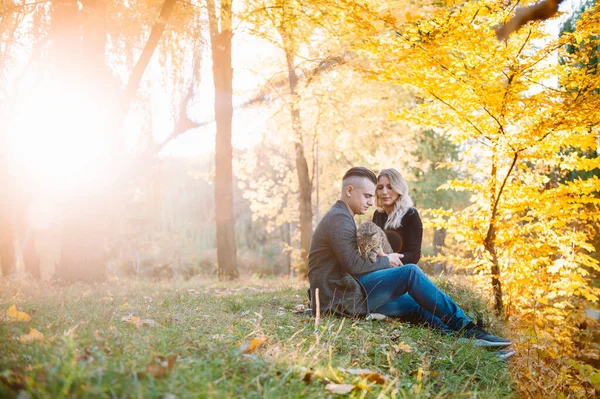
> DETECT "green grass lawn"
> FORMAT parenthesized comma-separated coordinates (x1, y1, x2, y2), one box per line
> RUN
(0, 277, 514, 398)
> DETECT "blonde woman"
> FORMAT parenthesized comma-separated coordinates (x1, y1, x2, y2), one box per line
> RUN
(372, 168, 422, 265)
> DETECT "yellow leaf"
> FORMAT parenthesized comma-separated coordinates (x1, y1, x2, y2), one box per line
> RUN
(6, 305, 31, 322)
(19, 328, 45, 343)
(120, 302, 129, 309)
(241, 337, 267, 354)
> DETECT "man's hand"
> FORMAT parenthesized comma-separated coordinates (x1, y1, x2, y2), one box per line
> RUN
(386, 253, 404, 267)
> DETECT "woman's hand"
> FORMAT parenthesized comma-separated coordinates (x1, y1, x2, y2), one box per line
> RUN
(378, 248, 405, 267)
(386, 253, 404, 267)
(394, 253, 404, 267)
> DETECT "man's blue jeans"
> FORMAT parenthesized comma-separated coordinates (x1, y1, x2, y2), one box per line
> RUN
(357, 264, 471, 333)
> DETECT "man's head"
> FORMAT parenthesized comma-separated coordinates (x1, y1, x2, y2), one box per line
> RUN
(340, 167, 377, 215)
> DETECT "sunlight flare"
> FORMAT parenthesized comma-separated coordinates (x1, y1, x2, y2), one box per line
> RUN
(9, 80, 114, 193)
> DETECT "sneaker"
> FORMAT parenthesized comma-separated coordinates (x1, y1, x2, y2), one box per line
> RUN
(458, 322, 512, 348)
(495, 349, 516, 361)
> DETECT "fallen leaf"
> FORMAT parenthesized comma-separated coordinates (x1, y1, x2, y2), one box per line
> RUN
(141, 354, 177, 379)
(121, 315, 157, 329)
(339, 368, 387, 384)
(240, 337, 267, 354)
(5, 305, 31, 322)
(120, 302, 129, 309)
(146, 364, 168, 379)
(394, 342, 413, 353)
(294, 304, 308, 313)
(325, 383, 354, 394)
(302, 369, 314, 384)
(0, 371, 27, 391)
(19, 328, 45, 344)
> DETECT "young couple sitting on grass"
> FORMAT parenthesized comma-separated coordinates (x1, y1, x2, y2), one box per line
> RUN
(307, 167, 513, 357)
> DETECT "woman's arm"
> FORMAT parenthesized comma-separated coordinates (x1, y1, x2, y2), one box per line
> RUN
(401, 209, 423, 264)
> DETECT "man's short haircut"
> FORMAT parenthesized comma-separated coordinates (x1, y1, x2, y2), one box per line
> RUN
(342, 167, 377, 185)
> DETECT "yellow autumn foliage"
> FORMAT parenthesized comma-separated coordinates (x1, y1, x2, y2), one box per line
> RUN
(342, 0, 599, 394)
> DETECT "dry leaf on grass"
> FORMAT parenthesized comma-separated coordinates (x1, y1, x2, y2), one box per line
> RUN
(4, 305, 32, 322)
(339, 368, 387, 384)
(240, 337, 267, 354)
(293, 304, 310, 313)
(394, 342, 413, 353)
(369, 313, 387, 321)
(139, 355, 177, 379)
(18, 328, 45, 344)
(121, 315, 157, 329)
(302, 369, 314, 384)
(325, 383, 354, 394)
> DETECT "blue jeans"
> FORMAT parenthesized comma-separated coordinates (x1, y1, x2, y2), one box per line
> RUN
(357, 264, 471, 333)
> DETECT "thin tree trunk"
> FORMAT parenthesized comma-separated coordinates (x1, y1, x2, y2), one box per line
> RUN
(432, 227, 446, 274)
(0, 129, 14, 277)
(484, 155, 503, 315)
(119, 0, 177, 125)
(207, 0, 238, 280)
(283, 47, 312, 276)
(483, 151, 519, 315)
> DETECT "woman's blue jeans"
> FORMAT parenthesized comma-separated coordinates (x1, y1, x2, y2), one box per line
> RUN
(357, 264, 471, 333)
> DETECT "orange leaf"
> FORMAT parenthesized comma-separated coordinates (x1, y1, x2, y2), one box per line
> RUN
(6, 305, 31, 322)
(142, 354, 177, 379)
(339, 368, 387, 384)
(241, 337, 267, 354)
(122, 315, 156, 329)
(19, 328, 45, 343)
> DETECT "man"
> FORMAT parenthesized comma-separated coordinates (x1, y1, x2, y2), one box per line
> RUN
(307, 167, 512, 348)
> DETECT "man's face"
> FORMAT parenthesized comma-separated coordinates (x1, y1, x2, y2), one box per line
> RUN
(347, 179, 376, 215)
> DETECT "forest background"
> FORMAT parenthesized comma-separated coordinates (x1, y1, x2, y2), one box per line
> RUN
(1, 0, 599, 396)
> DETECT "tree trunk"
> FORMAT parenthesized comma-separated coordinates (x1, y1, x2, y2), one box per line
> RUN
(432, 227, 446, 274)
(52, 0, 175, 282)
(281, 222, 292, 277)
(284, 47, 312, 276)
(0, 130, 14, 277)
(484, 157, 503, 315)
(119, 0, 176, 126)
(207, 0, 238, 280)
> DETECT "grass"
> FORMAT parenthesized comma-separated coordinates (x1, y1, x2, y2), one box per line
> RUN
(0, 277, 515, 398)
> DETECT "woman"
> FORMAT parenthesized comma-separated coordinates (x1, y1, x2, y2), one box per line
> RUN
(372, 168, 422, 265)
(367, 167, 448, 329)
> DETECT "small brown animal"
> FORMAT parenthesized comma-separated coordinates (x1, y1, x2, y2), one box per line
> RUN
(357, 221, 393, 263)
(495, 0, 565, 41)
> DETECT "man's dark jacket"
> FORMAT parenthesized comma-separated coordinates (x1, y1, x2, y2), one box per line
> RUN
(307, 200, 390, 317)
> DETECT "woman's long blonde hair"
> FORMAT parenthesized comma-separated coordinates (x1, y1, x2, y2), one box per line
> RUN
(376, 168, 414, 229)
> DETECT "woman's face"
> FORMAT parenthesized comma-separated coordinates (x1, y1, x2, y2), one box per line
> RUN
(376, 175, 400, 208)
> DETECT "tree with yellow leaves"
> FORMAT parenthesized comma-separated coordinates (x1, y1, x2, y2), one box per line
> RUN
(350, 0, 599, 369)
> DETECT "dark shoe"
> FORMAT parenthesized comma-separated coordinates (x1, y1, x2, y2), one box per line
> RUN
(458, 322, 512, 348)
(495, 349, 516, 361)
